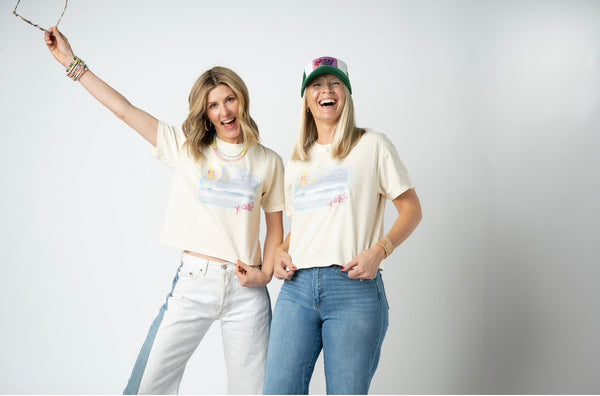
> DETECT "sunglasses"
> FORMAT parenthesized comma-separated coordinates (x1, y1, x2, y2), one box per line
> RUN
(12, 0, 68, 33)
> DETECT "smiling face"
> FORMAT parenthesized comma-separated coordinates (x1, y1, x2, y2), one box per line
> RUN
(305, 74, 347, 127)
(206, 84, 242, 144)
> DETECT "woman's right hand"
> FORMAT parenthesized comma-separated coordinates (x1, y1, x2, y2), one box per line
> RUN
(273, 246, 297, 280)
(44, 26, 75, 68)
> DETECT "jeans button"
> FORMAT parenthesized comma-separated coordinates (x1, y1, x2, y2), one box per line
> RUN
(222, 264, 228, 270)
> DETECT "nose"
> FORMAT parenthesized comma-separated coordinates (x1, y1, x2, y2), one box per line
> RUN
(220, 104, 232, 118)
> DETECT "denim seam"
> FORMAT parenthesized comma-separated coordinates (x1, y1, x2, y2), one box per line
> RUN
(368, 275, 389, 380)
(123, 261, 184, 394)
(304, 268, 323, 393)
(304, 330, 322, 394)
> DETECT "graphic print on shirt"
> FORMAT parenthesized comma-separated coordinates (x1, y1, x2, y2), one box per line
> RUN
(199, 162, 261, 214)
(293, 166, 352, 211)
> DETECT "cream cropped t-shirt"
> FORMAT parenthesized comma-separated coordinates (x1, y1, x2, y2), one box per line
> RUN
(153, 121, 284, 266)
(285, 131, 414, 269)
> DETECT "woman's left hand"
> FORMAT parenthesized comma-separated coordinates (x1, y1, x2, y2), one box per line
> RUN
(236, 259, 269, 287)
(44, 26, 75, 68)
(342, 244, 386, 280)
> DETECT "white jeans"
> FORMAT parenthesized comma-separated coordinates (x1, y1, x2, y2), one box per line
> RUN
(124, 253, 271, 394)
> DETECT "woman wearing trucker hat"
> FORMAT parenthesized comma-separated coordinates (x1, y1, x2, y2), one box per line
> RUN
(43, 26, 284, 394)
(263, 56, 422, 394)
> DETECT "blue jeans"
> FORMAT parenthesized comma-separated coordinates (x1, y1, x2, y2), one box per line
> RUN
(264, 266, 389, 395)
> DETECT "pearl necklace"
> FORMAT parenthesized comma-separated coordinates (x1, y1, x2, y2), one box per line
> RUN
(212, 135, 248, 162)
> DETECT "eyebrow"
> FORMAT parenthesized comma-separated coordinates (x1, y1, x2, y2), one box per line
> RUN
(207, 95, 236, 105)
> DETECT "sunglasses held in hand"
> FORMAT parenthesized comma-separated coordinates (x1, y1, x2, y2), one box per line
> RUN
(12, 0, 68, 33)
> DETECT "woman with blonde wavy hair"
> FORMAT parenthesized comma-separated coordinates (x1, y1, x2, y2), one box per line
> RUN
(44, 27, 284, 395)
(183, 67, 260, 161)
(264, 56, 422, 394)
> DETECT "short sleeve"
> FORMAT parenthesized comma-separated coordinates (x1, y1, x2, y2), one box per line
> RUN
(377, 133, 415, 200)
(152, 121, 187, 168)
(261, 150, 285, 213)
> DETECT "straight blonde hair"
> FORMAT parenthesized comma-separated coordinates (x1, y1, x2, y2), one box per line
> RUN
(182, 67, 260, 162)
(291, 85, 366, 161)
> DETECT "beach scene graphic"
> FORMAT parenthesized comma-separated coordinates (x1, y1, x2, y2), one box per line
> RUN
(293, 166, 352, 211)
(199, 163, 261, 214)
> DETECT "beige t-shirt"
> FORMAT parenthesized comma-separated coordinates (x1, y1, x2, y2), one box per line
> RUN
(154, 121, 284, 266)
(285, 131, 415, 269)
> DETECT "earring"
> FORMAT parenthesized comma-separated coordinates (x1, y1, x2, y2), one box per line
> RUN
(204, 118, 214, 132)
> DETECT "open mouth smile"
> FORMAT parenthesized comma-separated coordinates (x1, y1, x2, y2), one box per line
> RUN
(318, 98, 336, 107)
(221, 118, 238, 130)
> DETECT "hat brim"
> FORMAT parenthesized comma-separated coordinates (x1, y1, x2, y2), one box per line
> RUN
(301, 66, 352, 96)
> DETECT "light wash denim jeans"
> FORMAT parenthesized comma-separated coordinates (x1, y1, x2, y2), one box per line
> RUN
(264, 266, 389, 395)
(124, 253, 271, 395)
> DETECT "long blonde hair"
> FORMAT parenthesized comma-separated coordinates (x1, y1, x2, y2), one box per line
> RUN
(291, 84, 366, 161)
(182, 67, 260, 162)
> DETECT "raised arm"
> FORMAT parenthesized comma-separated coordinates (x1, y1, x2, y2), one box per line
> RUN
(44, 26, 158, 146)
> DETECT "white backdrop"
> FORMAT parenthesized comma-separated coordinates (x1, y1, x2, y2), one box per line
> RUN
(1, 0, 599, 394)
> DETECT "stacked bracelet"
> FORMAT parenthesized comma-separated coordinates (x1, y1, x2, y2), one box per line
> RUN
(377, 236, 394, 258)
(66, 56, 89, 81)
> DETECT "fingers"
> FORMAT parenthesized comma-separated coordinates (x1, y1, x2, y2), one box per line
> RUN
(283, 257, 298, 273)
(236, 259, 250, 276)
(272, 250, 296, 280)
(235, 260, 269, 287)
(49, 26, 64, 40)
(43, 26, 74, 67)
(274, 260, 297, 280)
(341, 257, 357, 272)
(235, 265, 247, 278)
(44, 29, 55, 46)
(343, 257, 378, 280)
(274, 265, 295, 280)
(278, 253, 293, 269)
(345, 265, 373, 280)
(344, 267, 360, 279)
(45, 26, 60, 43)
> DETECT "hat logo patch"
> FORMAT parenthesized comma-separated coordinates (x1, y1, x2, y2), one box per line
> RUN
(313, 57, 338, 70)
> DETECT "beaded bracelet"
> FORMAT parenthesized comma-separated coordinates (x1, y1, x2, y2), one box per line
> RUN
(377, 236, 394, 258)
(66, 56, 89, 82)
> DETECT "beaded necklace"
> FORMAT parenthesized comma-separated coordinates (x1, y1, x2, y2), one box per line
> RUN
(212, 135, 248, 162)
